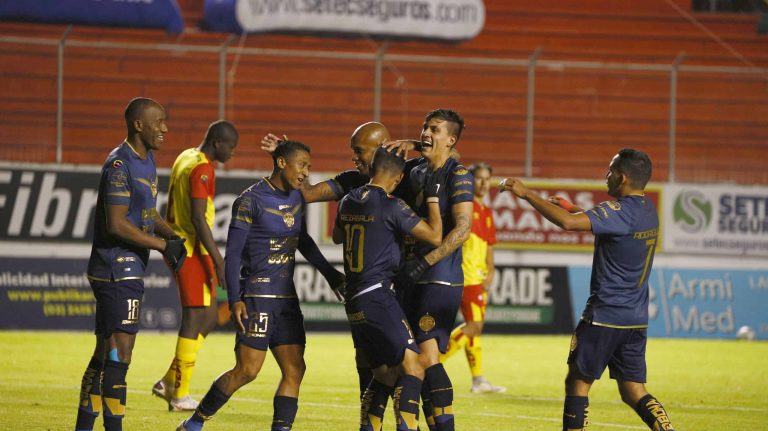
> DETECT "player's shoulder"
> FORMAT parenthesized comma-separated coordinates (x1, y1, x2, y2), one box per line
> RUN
(447, 159, 471, 177)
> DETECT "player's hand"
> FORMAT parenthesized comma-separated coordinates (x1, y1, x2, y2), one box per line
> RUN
(499, 177, 529, 199)
(162, 237, 187, 272)
(230, 301, 248, 333)
(327, 269, 347, 304)
(260, 133, 288, 153)
(394, 255, 430, 288)
(383, 139, 422, 156)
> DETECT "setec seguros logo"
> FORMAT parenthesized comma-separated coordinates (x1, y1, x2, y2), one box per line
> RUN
(673, 190, 712, 234)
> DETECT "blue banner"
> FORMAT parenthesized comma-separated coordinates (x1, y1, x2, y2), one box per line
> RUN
(0, 0, 184, 33)
(568, 267, 768, 340)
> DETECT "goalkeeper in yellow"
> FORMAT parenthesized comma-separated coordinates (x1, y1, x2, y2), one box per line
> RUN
(440, 162, 506, 393)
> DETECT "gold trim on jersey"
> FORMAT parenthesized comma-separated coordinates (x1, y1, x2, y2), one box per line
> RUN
(584, 318, 648, 329)
(107, 191, 131, 197)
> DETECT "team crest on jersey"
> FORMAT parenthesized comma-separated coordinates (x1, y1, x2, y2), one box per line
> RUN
(453, 166, 468, 176)
(283, 212, 295, 228)
(200, 174, 209, 183)
(112, 159, 123, 169)
(606, 201, 622, 211)
(419, 314, 436, 332)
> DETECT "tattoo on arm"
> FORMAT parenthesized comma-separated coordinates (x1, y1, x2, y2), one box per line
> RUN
(301, 182, 340, 203)
(424, 210, 471, 266)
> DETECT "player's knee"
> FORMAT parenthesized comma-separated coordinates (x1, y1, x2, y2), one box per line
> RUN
(233, 364, 260, 384)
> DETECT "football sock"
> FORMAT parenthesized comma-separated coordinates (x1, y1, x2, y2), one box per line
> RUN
(102, 359, 129, 431)
(634, 394, 675, 431)
(271, 395, 299, 430)
(562, 395, 589, 431)
(75, 357, 103, 431)
(357, 367, 374, 401)
(173, 336, 199, 398)
(465, 335, 483, 378)
(189, 381, 231, 425)
(196, 333, 206, 351)
(440, 325, 468, 362)
(393, 374, 422, 431)
(360, 379, 392, 431)
(420, 378, 436, 431)
(425, 364, 454, 431)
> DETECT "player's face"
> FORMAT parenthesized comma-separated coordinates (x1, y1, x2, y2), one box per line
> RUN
(473, 167, 492, 199)
(420, 118, 456, 160)
(350, 138, 377, 176)
(606, 154, 624, 198)
(280, 150, 311, 190)
(214, 138, 238, 163)
(138, 104, 168, 151)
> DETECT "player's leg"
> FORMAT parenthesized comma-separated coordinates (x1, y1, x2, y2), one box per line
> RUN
(75, 335, 107, 431)
(610, 329, 675, 431)
(355, 347, 375, 401)
(178, 342, 267, 431)
(392, 349, 424, 431)
(563, 364, 594, 431)
(271, 344, 306, 430)
(156, 255, 217, 410)
(364, 366, 396, 431)
(463, 286, 505, 393)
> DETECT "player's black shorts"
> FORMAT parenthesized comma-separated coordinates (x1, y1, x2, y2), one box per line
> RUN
(399, 283, 463, 353)
(90, 279, 144, 337)
(236, 297, 306, 351)
(568, 320, 648, 383)
(346, 283, 420, 368)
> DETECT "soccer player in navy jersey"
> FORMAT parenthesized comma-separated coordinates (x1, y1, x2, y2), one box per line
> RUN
(393, 109, 474, 431)
(333, 147, 443, 431)
(177, 140, 345, 431)
(500, 148, 675, 431)
(75, 97, 187, 431)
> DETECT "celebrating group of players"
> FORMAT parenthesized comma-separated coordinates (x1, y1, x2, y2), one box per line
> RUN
(74, 97, 676, 431)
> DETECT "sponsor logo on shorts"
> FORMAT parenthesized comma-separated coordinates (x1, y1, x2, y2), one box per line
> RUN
(419, 314, 436, 332)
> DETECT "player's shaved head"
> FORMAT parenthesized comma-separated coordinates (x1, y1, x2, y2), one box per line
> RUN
(351, 122, 391, 148)
(124, 97, 162, 133)
(203, 120, 239, 146)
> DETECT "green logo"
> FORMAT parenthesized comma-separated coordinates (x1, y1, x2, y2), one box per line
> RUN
(673, 190, 712, 233)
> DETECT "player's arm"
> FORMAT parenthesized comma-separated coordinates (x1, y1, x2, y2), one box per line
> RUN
(191, 197, 226, 289)
(548, 196, 584, 214)
(408, 197, 442, 247)
(422, 200, 472, 266)
(483, 245, 494, 290)
(107, 204, 166, 251)
(299, 218, 345, 301)
(501, 178, 591, 231)
(152, 213, 177, 240)
(224, 197, 251, 332)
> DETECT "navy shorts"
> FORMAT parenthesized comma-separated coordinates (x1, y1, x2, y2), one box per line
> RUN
(399, 283, 463, 353)
(236, 297, 306, 351)
(346, 284, 420, 368)
(90, 279, 144, 337)
(568, 320, 648, 383)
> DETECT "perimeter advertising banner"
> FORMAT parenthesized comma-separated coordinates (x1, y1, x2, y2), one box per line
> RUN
(324, 182, 662, 252)
(0, 0, 184, 33)
(204, 0, 485, 40)
(568, 267, 768, 340)
(663, 184, 768, 256)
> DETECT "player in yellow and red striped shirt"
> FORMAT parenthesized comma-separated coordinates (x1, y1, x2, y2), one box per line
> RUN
(440, 162, 506, 394)
(152, 121, 238, 411)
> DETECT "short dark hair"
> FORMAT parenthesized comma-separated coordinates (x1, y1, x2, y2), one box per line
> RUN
(272, 140, 310, 168)
(614, 148, 652, 189)
(468, 161, 492, 176)
(203, 120, 238, 146)
(371, 146, 405, 176)
(124, 97, 159, 132)
(424, 108, 465, 144)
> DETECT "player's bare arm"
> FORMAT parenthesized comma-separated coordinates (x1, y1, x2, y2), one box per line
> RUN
(423, 200, 472, 266)
(300, 181, 342, 203)
(501, 178, 591, 232)
(409, 199, 442, 247)
(548, 195, 584, 213)
(191, 197, 226, 288)
(152, 213, 177, 240)
(108, 204, 166, 251)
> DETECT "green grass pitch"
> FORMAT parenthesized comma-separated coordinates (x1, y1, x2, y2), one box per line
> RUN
(1, 331, 766, 430)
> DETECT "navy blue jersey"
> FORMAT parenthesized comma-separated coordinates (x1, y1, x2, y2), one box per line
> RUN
(583, 195, 659, 327)
(325, 169, 368, 200)
(87, 141, 159, 282)
(402, 158, 474, 286)
(336, 185, 421, 292)
(225, 178, 305, 301)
